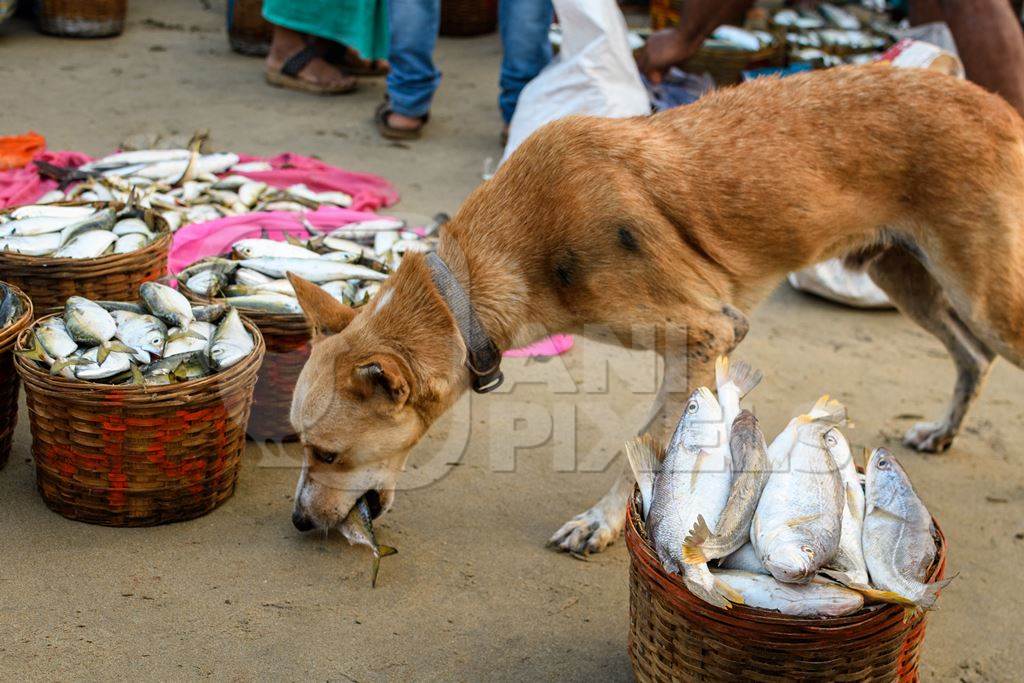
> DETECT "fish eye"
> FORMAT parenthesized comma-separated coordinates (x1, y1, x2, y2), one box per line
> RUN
(825, 433, 838, 447)
(877, 458, 890, 469)
(686, 401, 698, 414)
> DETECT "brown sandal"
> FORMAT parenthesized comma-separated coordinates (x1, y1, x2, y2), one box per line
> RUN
(374, 99, 428, 140)
(320, 41, 389, 77)
(265, 44, 357, 95)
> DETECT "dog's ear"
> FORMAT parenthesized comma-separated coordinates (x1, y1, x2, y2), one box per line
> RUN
(353, 354, 411, 408)
(288, 272, 356, 338)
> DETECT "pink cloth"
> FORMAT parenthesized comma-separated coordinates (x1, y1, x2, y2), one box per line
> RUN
(504, 335, 574, 358)
(0, 151, 397, 212)
(0, 150, 91, 209)
(233, 153, 398, 211)
(169, 206, 382, 272)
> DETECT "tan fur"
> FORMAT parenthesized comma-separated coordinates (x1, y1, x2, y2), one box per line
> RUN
(289, 66, 1024, 548)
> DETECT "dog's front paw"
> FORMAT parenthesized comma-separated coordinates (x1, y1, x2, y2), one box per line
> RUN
(903, 421, 955, 453)
(548, 505, 624, 556)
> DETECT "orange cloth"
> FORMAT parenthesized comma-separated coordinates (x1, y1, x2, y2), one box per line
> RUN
(0, 132, 46, 170)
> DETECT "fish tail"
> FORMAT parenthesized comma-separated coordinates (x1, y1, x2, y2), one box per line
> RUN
(717, 356, 763, 399)
(370, 545, 398, 589)
(799, 395, 847, 426)
(625, 435, 664, 520)
(681, 514, 712, 565)
(713, 576, 746, 606)
(683, 573, 733, 610)
(855, 587, 919, 608)
(916, 575, 956, 611)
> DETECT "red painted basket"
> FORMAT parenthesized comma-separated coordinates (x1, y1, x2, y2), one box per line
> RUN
(626, 488, 947, 682)
(0, 283, 33, 470)
(14, 314, 265, 526)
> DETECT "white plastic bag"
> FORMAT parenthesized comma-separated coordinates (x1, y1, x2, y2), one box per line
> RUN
(501, 0, 650, 162)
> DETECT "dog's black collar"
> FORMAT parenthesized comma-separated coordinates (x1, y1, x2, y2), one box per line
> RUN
(425, 252, 504, 394)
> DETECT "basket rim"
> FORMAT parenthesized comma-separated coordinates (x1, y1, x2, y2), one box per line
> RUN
(625, 484, 947, 626)
(0, 203, 171, 274)
(0, 283, 34, 352)
(14, 310, 266, 397)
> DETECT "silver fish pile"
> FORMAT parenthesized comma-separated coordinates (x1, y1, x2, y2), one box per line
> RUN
(0, 206, 159, 259)
(18, 282, 255, 385)
(33, 148, 364, 233)
(0, 283, 25, 329)
(628, 356, 951, 616)
(178, 217, 441, 312)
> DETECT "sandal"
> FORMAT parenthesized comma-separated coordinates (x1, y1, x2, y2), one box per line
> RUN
(375, 99, 428, 140)
(265, 43, 357, 95)
(320, 41, 389, 77)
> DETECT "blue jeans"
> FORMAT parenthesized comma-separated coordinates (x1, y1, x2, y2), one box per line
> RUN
(386, 0, 552, 123)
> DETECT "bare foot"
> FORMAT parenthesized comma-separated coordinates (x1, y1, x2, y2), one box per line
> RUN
(386, 111, 425, 132)
(265, 26, 356, 93)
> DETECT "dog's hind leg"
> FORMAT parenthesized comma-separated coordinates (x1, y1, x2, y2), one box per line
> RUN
(865, 247, 996, 453)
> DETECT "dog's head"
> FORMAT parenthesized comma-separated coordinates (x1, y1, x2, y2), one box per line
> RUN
(286, 264, 464, 532)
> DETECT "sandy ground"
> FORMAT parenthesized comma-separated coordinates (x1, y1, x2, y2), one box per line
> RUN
(1, 2, 1022, 681)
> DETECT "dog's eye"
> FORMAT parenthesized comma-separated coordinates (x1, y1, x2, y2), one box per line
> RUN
(312, 448, 336, 464)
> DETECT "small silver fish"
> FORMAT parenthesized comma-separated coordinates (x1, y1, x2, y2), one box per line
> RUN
(682, 409, 770, 565)
(237, 257, 387, 283)
(75, 345, 133, 381)
(752, 396, 846, 584)
(112, 217, 154, 237)
(112, 311, 168, 364)
(163, 321, 214, 357)
(210, 308, 254, 369)
(232, 238, 320, 260)
(234, 267, 274, 287)
(822, 427, 869, 587)
(58, 209, 116, 245)
(140, 282, 195, 328)
(710, 570, 864, 617)
(185, 269, 229, 297)
(114, 233, 149, 255)
(8, 205, 95, 220)
(339, 495, 398, 588)
(53, 230, 118, 259)
(0, 232, 62, 255)
(859, 449, 953, 610)
(220, 293, 302, 314)
(4, 215, 80, 236)
(64, 297, 117, 345)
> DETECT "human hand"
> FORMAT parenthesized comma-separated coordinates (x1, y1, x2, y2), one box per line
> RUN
(636, 28, 696, 84)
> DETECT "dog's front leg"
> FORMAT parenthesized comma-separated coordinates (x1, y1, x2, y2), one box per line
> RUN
(548, 307, 748, 555)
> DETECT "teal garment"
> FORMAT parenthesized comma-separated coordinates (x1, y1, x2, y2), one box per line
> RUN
(262, 0, 389, 61)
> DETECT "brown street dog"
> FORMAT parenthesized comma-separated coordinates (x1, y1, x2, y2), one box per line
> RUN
(288, 65, 1024, 554)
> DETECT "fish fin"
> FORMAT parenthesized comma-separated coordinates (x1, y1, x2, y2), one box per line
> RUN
(681, 515, 712, 565)
(625, 435, 663, 520)
(819, 568, 860, 587)
(370, 546, 398, 589)
(713, 576, 746, 605)
(50, 357, 88, 375)
(378, 544, 398, 558)
(167, 329, 207, 343)
(916, 575, 955, 611)
(285, 233, 305, 247)
(717, 356, 763, 399)
(105, 341, 135, 355)
(15, 341, 46, 362)
(855, 587, 920, 608)
(130, 364, 145, 386)
(785, 513, 820, 528)
(96, 344, 110, 364)
(803, 394, 847, 426)
(682, 575, 733, 610)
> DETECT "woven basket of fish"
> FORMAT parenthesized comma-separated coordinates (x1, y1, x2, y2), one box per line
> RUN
(35, 0, 127, 38)
(0, 202, 171, 314)
(13, 284, 264, 527)
(176, 218, 439, 442)
(227, 0, 273, 56)
(0, 283, 33, 470)
(683, 29, 787, 85)
(623, 358, 950, 683)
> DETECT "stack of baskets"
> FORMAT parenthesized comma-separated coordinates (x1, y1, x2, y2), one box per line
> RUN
(624, 491, 947, 682)
(35, 0, 128, 38)
(178, 277, 310, 443)
(227, 0, 273, 56)
(14, 314, 265, 526)
(0, 204, 171, 314)
(0, 284, 33, 470)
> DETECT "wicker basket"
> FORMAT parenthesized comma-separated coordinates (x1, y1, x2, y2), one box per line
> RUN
(35, 0, 127, 38)
(0, 284, 33, 470)
(179, 281, 310, 443)
(440, 0, 498, 37)
(227, 0, 273, 57)
(683, 40, 787, 85)
(0, 206, 171, 315)
(626, 491, 947, 682)
(14, 314, 265, 527)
